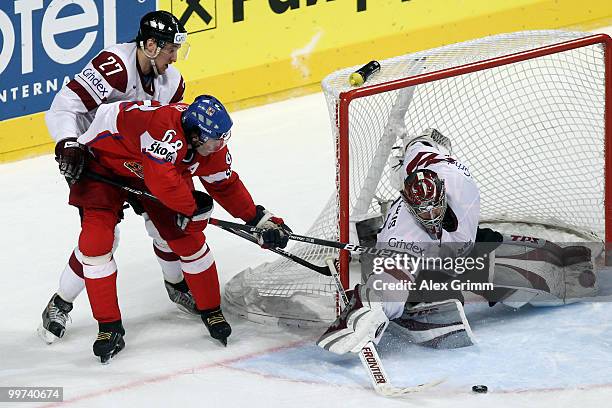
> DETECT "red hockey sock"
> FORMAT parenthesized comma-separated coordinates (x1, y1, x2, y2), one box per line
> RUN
(83, 259, 121, 323)
(183, 265, 221, 310)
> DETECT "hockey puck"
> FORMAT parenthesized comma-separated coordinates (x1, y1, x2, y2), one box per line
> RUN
(472, 385, 488, 394)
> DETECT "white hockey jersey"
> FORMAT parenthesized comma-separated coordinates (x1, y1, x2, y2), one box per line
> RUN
(378, 142, 480, 259)
(46, 42, 185, 142)
(373, 142, 481, 320)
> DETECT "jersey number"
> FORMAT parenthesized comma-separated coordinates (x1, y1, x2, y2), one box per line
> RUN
(98, 56, 124, 76)
(122, 100, 162, 112)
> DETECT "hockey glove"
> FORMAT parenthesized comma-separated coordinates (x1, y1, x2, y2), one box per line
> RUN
(176, 191, 214, 233)
(55, 137, 89, 184)
(247, 205, 292, 249)
(126, 193, 145, 215)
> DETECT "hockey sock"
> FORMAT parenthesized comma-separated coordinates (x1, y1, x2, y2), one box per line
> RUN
(153, 242, 183, 284)
(180, 244, 220, 310)
(57, 248, 86, 302)
(82, 255, 121, 323)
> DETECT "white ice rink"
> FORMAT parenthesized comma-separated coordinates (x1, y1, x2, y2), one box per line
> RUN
(2, 28, 612, 408)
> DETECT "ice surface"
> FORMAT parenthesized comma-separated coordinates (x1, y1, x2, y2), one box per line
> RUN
(3, 30, 612, 406)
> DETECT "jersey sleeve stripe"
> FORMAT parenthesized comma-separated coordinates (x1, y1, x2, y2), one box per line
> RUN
(169, 76, 185, 103)
(200, 170, 231, 183)
(67, 80, 99, 111)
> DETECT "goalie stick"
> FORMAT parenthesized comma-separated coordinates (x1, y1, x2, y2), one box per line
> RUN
(323, 258, 444, 397)
(213, 224, 443, 396)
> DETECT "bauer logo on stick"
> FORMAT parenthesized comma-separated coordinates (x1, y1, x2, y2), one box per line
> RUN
(349, 60, 381, 86)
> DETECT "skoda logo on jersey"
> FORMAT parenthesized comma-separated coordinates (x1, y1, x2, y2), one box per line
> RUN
(0, 1, 154, 121)
(141, 130, 181, 164)
(147, 142, 175, 162)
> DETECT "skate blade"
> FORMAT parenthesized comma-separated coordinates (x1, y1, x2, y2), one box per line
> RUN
(37, 324, 59, 345)
(98, 340, 125, 364)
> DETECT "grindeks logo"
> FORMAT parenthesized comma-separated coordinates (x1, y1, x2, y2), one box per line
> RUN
(79, 68, 109, 97)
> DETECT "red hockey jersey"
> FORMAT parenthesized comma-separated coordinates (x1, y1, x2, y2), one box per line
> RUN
(78, 100, 256, 220)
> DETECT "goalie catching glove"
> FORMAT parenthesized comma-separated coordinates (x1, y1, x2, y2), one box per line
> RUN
(55, 137, 90, 184)
(247, 205, 292, 249)
(176, 191, 214, 232)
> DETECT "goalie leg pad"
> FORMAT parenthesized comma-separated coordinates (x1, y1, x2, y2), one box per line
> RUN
(391, 299, 476, 349)
(492, 243, 598, 306)
(317, 284, 389, 355)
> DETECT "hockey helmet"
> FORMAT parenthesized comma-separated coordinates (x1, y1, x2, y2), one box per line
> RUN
(182, 95, 233, 154)
(401, 169, 447, 236)
(136, 11, 187, 48)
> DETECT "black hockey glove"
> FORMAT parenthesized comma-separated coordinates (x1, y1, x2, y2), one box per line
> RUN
(126, 193, 145, 216)
(55, 137, 89, 184)
(176, 191, 214, 233)
(247, 205, 292, 249)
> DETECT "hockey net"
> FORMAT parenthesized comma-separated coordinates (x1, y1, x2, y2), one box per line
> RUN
(224, 30, 611, 326)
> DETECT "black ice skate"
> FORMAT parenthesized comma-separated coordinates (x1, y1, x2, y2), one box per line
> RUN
(164, 280, 198, 315)
(38, 293, 73, 344)
(93, 321, 125, 364)
(200, 307, 231, 346)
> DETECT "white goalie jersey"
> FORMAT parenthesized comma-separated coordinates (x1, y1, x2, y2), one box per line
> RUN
(45, 42, 185, 142)
(378, 141, 481, 259)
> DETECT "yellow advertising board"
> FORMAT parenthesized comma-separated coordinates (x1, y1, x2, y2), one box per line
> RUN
(1, 0, 611, 162)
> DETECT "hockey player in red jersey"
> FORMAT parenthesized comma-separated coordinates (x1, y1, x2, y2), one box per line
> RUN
(66, 95, 291, 363)
(40, 11, 196, 343)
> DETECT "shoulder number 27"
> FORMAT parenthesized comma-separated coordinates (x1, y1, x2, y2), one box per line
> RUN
(98, 55, 123, 76)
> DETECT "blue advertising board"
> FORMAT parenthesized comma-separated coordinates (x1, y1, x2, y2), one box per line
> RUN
(0, 0, 156, 121)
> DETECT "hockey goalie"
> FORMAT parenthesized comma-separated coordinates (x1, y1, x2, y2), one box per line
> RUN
(317, 128, 599, 355)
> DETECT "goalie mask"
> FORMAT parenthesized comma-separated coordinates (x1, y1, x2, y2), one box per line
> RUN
(401, 169, 447, 237)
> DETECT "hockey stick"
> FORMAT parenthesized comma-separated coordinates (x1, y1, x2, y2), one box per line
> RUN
(214, 223, 442, 396)
(208, 218, 405, 258)
(324, 258, 443, 396)
(83, 171, 404, 258)
(85, 171, 570, 259)
(216, 225, 331, 276)
(84, 171, 162, 203)
(210, 217, 548, 257)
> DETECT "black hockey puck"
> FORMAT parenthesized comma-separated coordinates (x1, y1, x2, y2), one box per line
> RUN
(472, 385, 488, 393)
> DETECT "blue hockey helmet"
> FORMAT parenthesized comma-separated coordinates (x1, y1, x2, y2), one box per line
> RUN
(182, 95, 233, 154)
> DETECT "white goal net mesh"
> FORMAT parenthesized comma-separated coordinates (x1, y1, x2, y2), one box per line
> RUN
(224, 30, 608, 326)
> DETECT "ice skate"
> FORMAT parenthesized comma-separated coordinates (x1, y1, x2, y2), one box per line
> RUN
(93, 322, 125, 364)
(200, 307, 232, 346)
(164, 280, 198, 315)
(38, 293, 73, 344)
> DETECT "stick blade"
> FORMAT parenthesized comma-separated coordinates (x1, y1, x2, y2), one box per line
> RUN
(377, 378, 445, 397)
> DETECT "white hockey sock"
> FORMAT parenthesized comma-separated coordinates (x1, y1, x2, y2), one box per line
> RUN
(153, 241, 183, 284)
(57, 248, 85, 303)
(143, 212, 183, 284)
